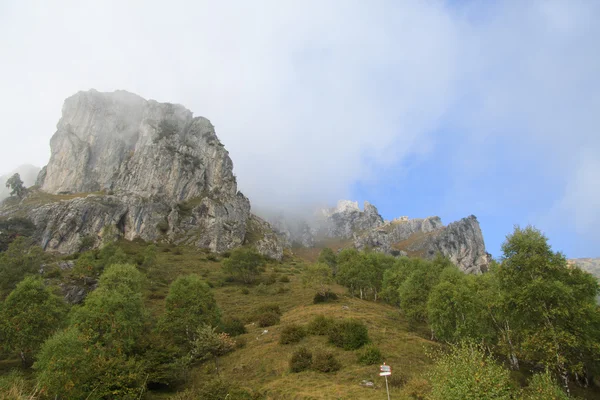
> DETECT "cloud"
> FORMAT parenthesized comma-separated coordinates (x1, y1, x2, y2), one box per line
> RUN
(0, 0, 598, 253)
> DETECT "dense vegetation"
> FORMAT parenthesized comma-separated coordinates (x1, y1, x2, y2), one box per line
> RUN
(0, 224, 598, 399)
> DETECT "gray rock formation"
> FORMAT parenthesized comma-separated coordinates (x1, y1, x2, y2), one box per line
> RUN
(318, 200, 384, 239)
(355, 215, 490, 273)
(1, 90, 283, 259)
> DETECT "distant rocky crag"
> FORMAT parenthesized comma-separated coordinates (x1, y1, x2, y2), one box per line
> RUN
(0, 90, 283, 259)
(266, 200, 491, 274)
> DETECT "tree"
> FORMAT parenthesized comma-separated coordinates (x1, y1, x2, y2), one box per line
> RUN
(160, 274, 221, 349)
(70, 263, 147, 353)
(494, 226, 600, 391)
(302, 263, 333, 297)
(5, 173, 25, 199)
(34, 327, 96, 399)
(1, 276, 67, 366)
(317, 247, 337, 274)
(191, 325, 235, 374)
(0, 237, 44, 299)
(398, 255, 452, 322)
(222, 247, 264, 284)
(427, 268, 494, 343)
(428, 342, 515, 400)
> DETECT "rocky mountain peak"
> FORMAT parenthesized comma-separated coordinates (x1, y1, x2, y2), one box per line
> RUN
(39, 90, 237, 202)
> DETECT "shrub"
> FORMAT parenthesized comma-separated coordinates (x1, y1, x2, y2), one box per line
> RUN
(307, 315, 335, 336)
(257, 312, 280, 327)
(240, 287, 250, 295)
(428, 342, 514, 400)
(401, 377, 431, 399)
(279, 324, 307, 344)
(279, 275, 290, 283)
(218, 317, 247, 336)
(264, 273, 278, 285)
(313, 290, 338, 304)
(328, 320, 369, 350)
(357, 344, 382, 365)
(290, 347, 312, 372)
(255, 304, 282, 316)
(522, 371, 569, 400)
(312, 349, 341, 373)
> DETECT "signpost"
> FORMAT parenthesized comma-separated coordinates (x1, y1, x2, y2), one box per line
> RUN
(380, 363, 391, 400)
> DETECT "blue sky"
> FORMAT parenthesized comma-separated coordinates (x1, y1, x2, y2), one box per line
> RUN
(0, 0, 598, 259)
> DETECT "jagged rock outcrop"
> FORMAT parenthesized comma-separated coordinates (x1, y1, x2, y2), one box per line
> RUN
(318, 200, 384, 239)
(1, 90, 282, 259)
(246, 215, 285, 260)
(355, 215, 490, 273)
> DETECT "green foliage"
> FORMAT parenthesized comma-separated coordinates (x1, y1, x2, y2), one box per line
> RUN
(279, 324, 307, 344)
(312, 349, 341, 372)
(428, 342, 515, 400)
(160, 274, 221, 348)
(328, 319, 369, 350)
(313, 290, 338, 303)
(336, 249, 396, 300)
(218, 316, 247, 336)
(257, 311, 280, 327)
(222, 247, 264, 284)
(174, 378, 261, 400)
(191, 325, 235, 374)
(302, 262, 333, 296)
(70, 263, 146, 353)
(0, 237, 44, 298)
(307, 314, 335, 335)
(0, 217, 36, 252)
(495, 226, 600, 376)
(290, 347, 313, 372)
(398, 255, 453, 322)
(34, 327, 96, 399)
(427, 268, 491, 342)
(5, 173, 25, 199)
(156, 119, 179, 141)
(254, 303, 282, 316)
(1, 276, 67, 366)
(279, 275, 290, 283)
(522, 371, 569, 400)
(142, 244, 158, 269)
(317, 247, 337, 272)
(0, 370, 36, 400)
(357, 344, 382, 365)
(71, 244, 129, 278)
(78, 234, 96, 252)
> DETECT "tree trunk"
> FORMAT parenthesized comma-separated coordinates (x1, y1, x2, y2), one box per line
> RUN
(360, 288, 363, 300)
(19, 351, 27, 368)
(504, 321, 519, 370)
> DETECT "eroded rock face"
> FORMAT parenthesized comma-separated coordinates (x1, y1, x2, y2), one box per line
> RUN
(319, 200, 384, 239)
(355, 214, 490, 273)
(0, 90, 278, 256)
(40, 90, 237, 201)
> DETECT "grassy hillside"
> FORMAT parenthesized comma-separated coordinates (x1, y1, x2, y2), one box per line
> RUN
(2, 238, 599, 399)
(115, 240, 438, 399)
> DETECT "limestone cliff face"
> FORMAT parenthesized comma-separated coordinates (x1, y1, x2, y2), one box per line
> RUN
(355, 214, 490, 273)
(1, 90, 282, 258)
(318, 200, 384, 239)
(39, 90, 237, 201)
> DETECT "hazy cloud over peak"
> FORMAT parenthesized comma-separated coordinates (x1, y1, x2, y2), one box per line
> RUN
(0, 0, 598, 256)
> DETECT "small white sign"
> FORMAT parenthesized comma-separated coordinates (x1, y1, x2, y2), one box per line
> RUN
(380, 365, 391, 372)
(379, 371, 391, 376)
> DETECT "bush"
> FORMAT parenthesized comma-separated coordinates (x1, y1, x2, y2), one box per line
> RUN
(312, 349, 341, 373)
(428, 342, 514, 400)
(255, 304, 282, 316)
(290, 347, 312, 372)
(307, 315, 335, 336)
(279, 324, 307, 344)
(328, 320, 369, 350)
(218, 317, 247, 336)
(401, 377, 431, 399)
(240, 287, 250, 295)
(279, 275, 290, 283)
(357, 344, 382, 365)
(313, 290, 338, 304)
(264, 273, 278, 285)
(522, 371, 569, 400)
(257, 312, 280, 327)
